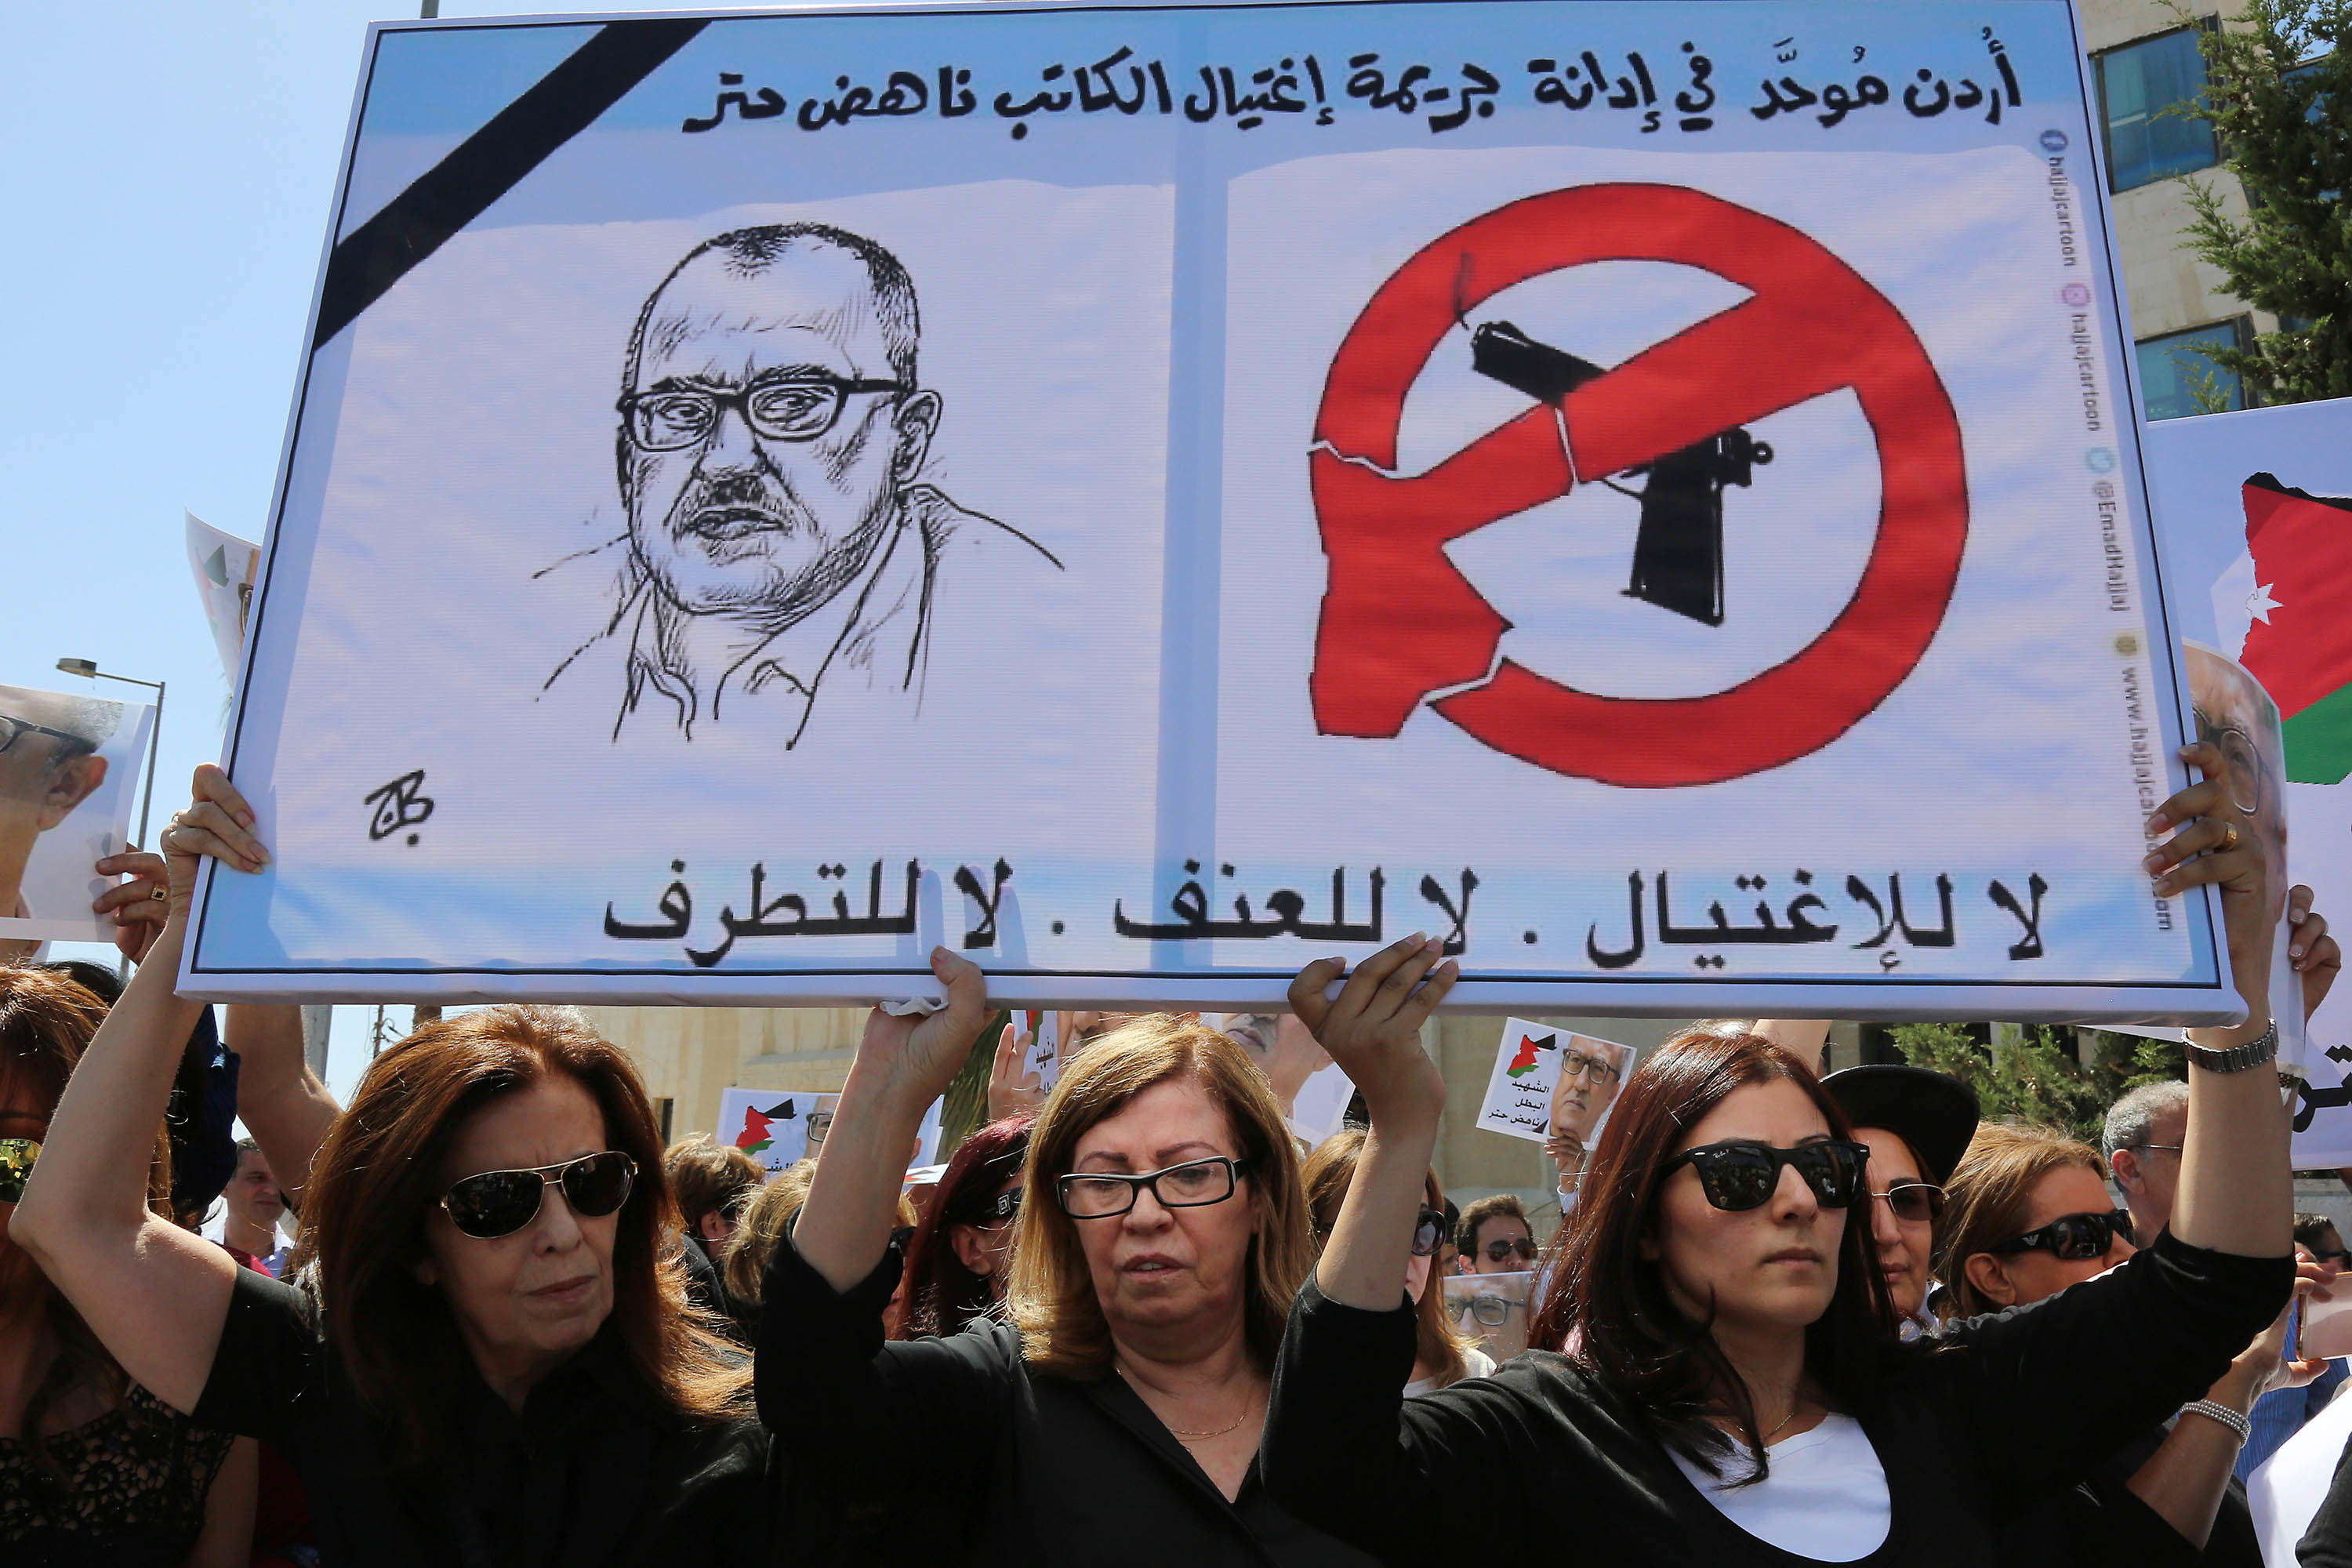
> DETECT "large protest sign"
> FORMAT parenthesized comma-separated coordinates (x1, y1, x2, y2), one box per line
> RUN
(2141, 397, 2352, 1161)
(186, 2, 2233, 1019)
(0, 684, 155, 949)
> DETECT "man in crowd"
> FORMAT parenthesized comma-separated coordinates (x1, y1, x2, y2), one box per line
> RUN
(1455, 1192, 1537, 1275)
(2107, 1079, 2190, 1243)
(0, 688, 117, 961)
(219, 1137, 293, 1276)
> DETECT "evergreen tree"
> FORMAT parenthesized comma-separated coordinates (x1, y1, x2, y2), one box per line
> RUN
(2173, 0, 2350, 408)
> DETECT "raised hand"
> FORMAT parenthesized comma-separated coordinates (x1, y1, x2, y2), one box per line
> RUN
(987, 1021, 1047, 1122)
(2288, 886, 2343, 1023)
(1288, 934, 1455, 1126)
(2146, 741, 2270, 1015)
(853, 947, 993, 1111)
(156, 764, 269, 920)
(93, 848, 169, 963)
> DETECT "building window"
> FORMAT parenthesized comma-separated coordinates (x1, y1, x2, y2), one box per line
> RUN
(2135, 318, 2252, 421)
(2096, 24, 2220, 191)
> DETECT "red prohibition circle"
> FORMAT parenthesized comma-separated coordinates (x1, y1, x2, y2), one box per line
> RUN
(1306, 183, 1968, 788)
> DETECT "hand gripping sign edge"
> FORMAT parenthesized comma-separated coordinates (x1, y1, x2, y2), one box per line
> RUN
(1307, 183, 1968, 789)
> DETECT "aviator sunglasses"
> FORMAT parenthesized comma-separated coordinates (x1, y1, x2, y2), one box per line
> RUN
(1991, 1208, 2135, 1261)
(439, 1151, 637, 1240)
(1661, 1138, 1871, 1212)
(1872, 1181, 1947, 1225)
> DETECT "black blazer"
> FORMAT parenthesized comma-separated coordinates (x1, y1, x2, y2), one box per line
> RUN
(757, 1238, 1375, 1567)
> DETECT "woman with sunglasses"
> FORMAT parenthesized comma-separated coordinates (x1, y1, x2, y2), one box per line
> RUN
(1302, 1130, 1488, 1396)
(1262, 742, 2299, 1566)
(1939, 1120, 2321, 1565)
(13, 766, 794, 1567)
(761, 1003, 1370, 1563)
(895, 1115, 1033, 1340)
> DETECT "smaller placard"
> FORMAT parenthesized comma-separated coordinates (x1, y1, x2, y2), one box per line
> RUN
(1475, 1021, 1636, 1152)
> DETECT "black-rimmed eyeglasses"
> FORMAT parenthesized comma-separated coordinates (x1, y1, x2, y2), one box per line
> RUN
(0, 715, 93, 760)
(1559, 1048, 1623, 1087)
(618, 373, 909, 451)
(978, 1188, 1022, 1225)
(439, 1151, 636, 1240)
(1991, 1208, 2134, 1261)
(1056, 1156, 1248, 1219)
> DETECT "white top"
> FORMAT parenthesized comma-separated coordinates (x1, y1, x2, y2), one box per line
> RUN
(1666, 1412, 1891, 1562)
(1404, 1345, 1497, 1399)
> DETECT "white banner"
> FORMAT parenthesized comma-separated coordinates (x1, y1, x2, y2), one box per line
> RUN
(0, 686, 154, 949)
(2141, 397, 2352, 1162)
(186, 2, 2230, 1020)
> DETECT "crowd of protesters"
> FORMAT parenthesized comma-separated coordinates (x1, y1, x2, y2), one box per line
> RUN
(11, 748, 2352, 1564)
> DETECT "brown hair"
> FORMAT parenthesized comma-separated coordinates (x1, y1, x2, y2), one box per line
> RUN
(666, 1134, 764, 1233)
(1007, 1014, 1314, 1379)
(1529, 1026, 1901, 1483)
(303, 1006, 749, 1471)
(721, 1161, 918, 1306)
(0, 965, 172, 1471)
(1302, 1129, 1472, 1389)
(1933, 1121, 2109, 1321)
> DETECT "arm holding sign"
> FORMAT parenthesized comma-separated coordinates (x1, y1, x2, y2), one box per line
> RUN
(13, 766, 270, 1414)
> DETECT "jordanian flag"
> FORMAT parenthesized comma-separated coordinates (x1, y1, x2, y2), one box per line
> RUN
(1504, 1032, 1555, 1076)
(2238, 474, 2352, 785)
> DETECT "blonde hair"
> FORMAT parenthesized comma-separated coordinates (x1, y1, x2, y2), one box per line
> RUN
(1301, 1129, 1472, 1389)
(1934, 1120, 2110, 1320)
(1007, 1014, 1314, 1378)
(722, 1158, 916, 1305)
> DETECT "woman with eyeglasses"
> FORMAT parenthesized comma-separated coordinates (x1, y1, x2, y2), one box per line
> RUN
(12, 767, 796, 1567)
(1262, 742, 2301, 1566)
(1820, 1063, 1982, 1335)
(1302, 1130, 1489, 1396)
(760, 1000, 1372, 1563)
(895, 1116, 1033, 1340)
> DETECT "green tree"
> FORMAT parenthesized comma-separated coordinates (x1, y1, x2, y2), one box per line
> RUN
(1886, 1024, 2183, 1145)
(2172, 0, 2351, 408)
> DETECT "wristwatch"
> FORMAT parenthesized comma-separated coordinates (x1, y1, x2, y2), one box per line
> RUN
(2185, 1019, 2279, 1075)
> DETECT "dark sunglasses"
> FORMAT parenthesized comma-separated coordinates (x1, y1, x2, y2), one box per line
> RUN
(0, 1138, 38, 1204)
(1872, 1181, 1947, 1225)
(1412, 1207, 1449, 1258)
(1663, 1139, 1870, 1212)
(1991, 1208, 2134, 1261)
(978, 1188, 1022, 1225)
(1481, 1235, 1540, 1264)
(439, 1151, 636, 1240)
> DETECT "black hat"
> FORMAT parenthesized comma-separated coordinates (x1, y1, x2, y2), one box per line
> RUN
(1820, 1065, 1981, 1186)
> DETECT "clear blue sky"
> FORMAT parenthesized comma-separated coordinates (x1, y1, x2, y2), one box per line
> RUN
(0, 1, 731, 1098)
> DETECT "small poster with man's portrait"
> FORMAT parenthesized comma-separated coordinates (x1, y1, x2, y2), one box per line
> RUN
(1475, 1020, 1636, 1152)
(0, 684, 153, 947)
(713, 1086, 939, 1175)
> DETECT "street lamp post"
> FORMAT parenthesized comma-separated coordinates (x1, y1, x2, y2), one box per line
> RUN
(55, 659, 165, 854)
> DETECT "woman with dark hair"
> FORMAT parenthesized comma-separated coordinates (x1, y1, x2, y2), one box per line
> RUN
(1262, 744, 2299, 1565)
(13, 767, 795, 1566)
(1301, 1129, 1487, 1395)
(1, 964, 254, 1566)
(895, 1115, 1032, 1339)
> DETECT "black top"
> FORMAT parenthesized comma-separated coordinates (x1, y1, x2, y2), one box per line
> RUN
(1262, 1230, 2289, 1566)
(192, 1266, 790, 1568)
(757, 1235, 1377, 1568)
(1, 1381, 234, 1568)
(2303, 1427, 2352, 1568)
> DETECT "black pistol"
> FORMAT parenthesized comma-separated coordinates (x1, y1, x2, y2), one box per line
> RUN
(1469, 320, 1773, 628)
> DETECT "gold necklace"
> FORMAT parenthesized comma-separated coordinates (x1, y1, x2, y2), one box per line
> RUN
(1117, 1361, 1259, 1442)
(1762, 1398, 1808, 1444)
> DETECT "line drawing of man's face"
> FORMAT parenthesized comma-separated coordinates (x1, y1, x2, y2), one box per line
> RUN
(618, 230, 943, 630)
